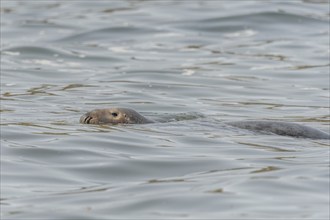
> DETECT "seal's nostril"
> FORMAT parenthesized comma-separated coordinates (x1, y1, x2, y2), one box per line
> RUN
(86, 117, 92, 124)
(83, 116, 89, 123)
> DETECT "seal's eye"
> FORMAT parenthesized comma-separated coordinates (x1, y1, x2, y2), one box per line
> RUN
(111, 112, 118, 117)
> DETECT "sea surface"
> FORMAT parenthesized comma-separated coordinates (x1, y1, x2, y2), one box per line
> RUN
(1, 1, 329, 219)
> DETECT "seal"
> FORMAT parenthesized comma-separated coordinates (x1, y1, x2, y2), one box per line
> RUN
(80, 107, 330, 139)
(226, 120, 330, 140)
(80, 107, 154, 125)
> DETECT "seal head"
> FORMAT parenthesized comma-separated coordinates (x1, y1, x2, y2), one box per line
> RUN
(80, 107, 154, 125)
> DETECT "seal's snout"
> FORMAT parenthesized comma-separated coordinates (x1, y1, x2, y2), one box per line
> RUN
(80, 113, 93, 124)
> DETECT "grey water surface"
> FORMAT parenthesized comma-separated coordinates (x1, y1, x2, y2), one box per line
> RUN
(1, 1, 329, 219)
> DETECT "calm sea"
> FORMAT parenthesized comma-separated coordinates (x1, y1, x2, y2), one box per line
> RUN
(1, 1, 329, 219)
